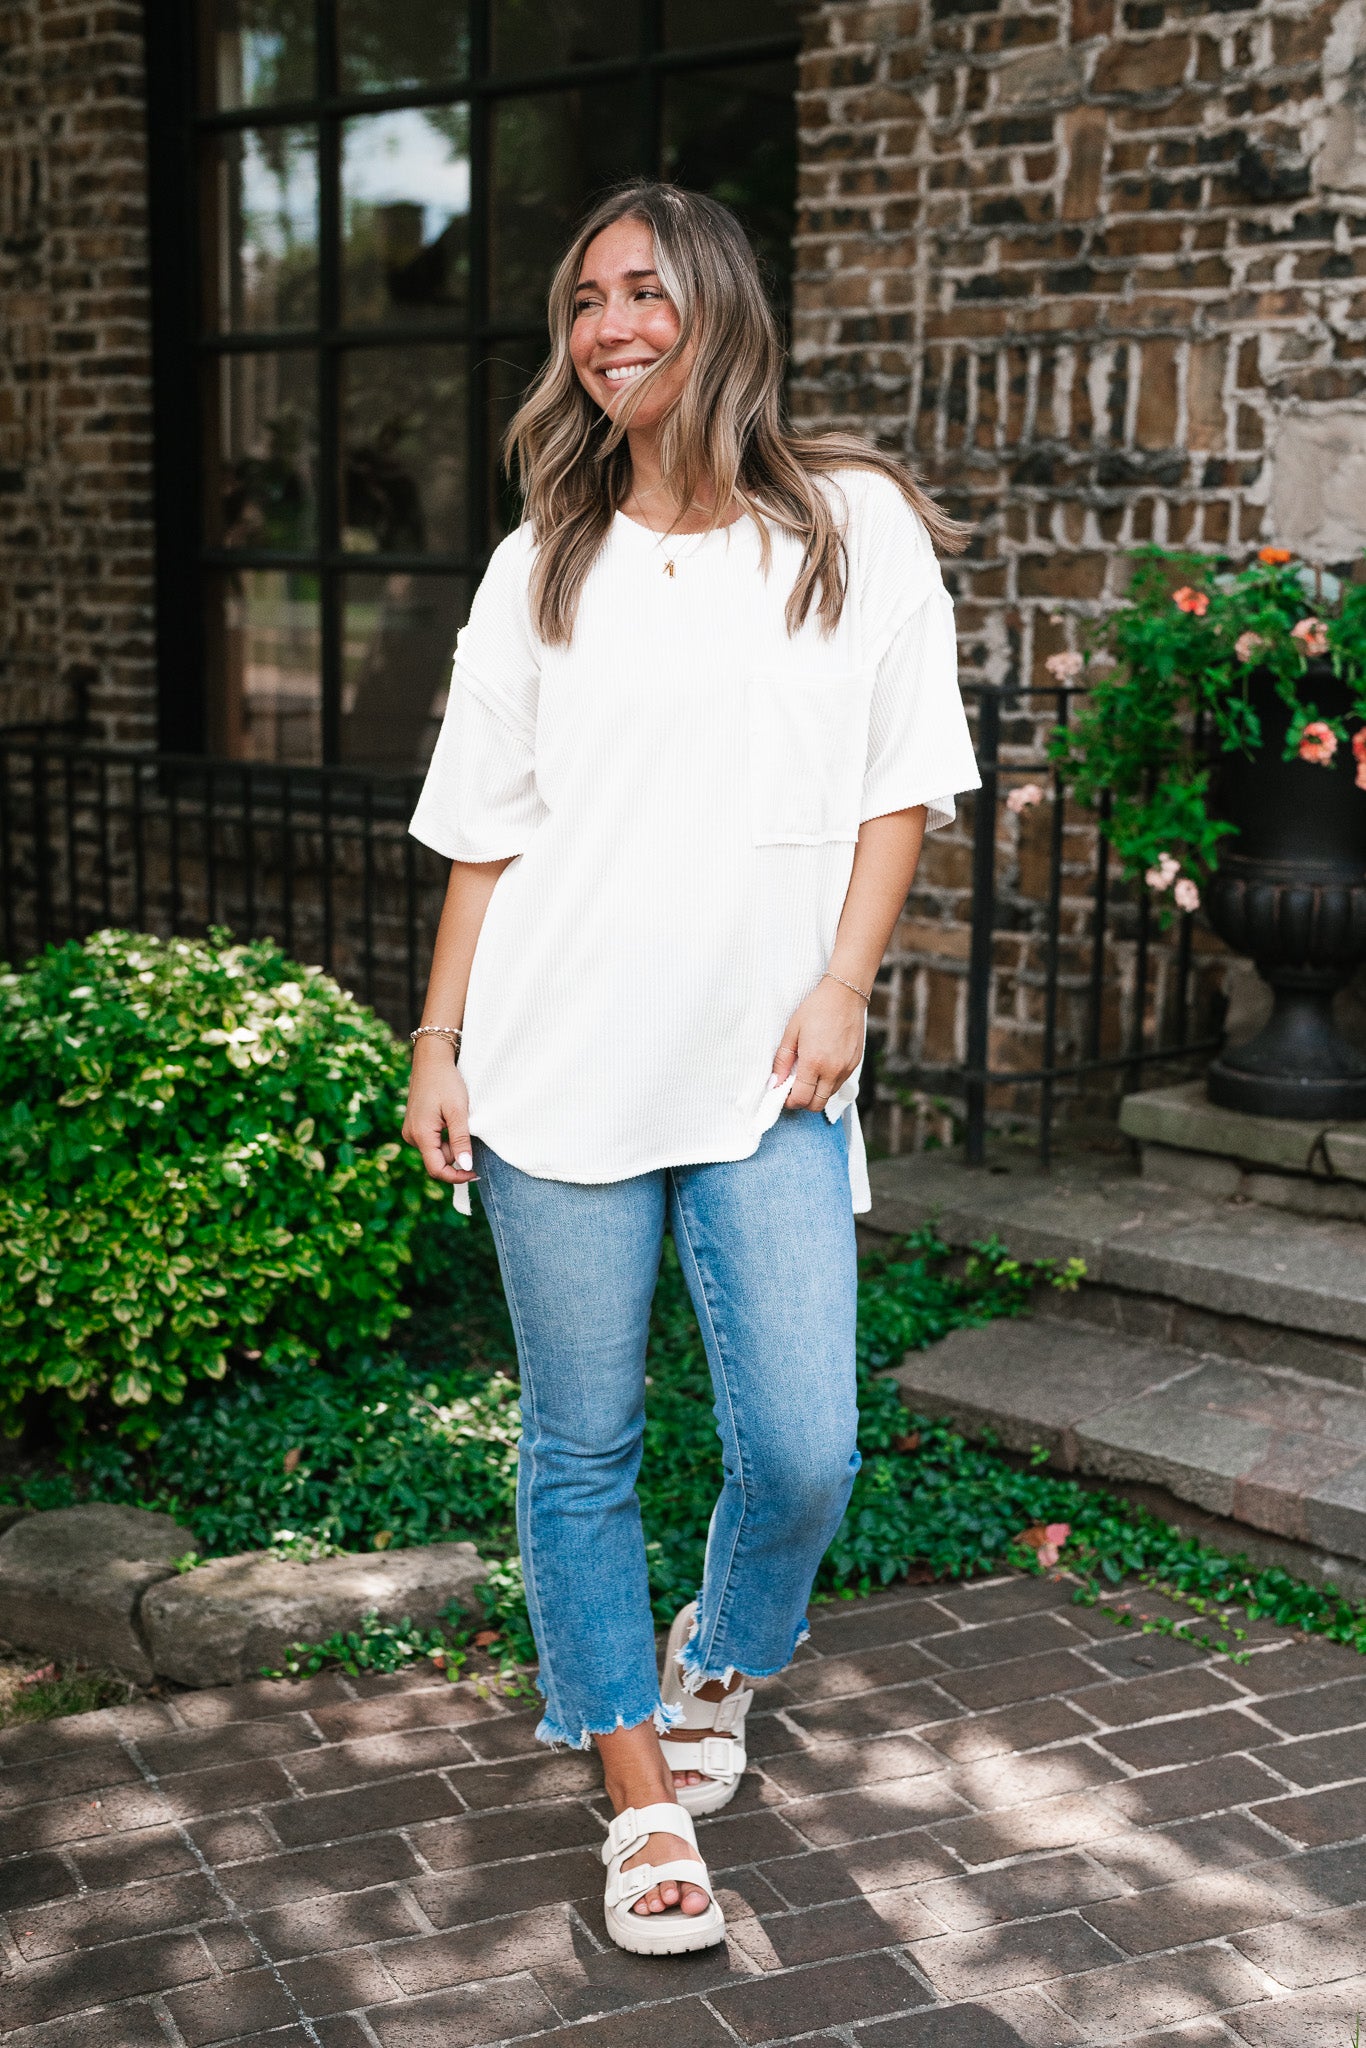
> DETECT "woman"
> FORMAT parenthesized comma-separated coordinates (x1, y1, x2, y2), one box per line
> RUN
(403, 181, 978, 1956)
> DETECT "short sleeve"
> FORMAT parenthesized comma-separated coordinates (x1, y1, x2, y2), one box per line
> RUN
(408, 529, 549, 862)
(860, 583, 981, 832)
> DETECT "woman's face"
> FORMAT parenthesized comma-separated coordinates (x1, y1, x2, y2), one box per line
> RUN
(569, 217, 691, 430)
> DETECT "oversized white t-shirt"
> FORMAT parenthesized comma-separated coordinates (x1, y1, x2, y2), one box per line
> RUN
(409, 467, 980, 1214)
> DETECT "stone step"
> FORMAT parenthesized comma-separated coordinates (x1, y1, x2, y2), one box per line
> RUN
(865, 1153, 1366, 1391)
(891, 1315, 1366, 1577)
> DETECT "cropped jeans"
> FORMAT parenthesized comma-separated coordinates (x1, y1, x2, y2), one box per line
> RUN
(473, 1108, 861, 1750)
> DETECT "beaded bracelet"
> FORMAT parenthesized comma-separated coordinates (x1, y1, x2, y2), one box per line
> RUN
(410, 1024, 462, 1049)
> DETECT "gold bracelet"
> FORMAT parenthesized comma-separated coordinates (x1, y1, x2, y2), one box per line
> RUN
(410, 1024, 462, 1049)
(823, 970, 872, 1005)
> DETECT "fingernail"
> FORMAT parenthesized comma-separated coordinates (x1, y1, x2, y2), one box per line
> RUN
(456, 1151, 473, 1170)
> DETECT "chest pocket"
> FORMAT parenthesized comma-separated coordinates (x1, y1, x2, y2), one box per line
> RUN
(748, 664, 876, 846)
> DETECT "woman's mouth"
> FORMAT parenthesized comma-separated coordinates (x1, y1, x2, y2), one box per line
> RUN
(599, 362, 654, 385)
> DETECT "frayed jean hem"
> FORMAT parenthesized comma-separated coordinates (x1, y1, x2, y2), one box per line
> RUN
(676, 1615, 810, 1694)
(535, 1697, 684, 1753)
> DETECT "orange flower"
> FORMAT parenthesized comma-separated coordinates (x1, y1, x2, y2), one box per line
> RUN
(1299, 721, 1338, 766)
(1258, 546, 1293, 565)
(1172, 587, 1209, 616)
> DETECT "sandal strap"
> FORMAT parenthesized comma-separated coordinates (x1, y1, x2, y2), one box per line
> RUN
(659, 1733, 747, 1782)
(605, 1855, 712, 1910)
(667, 1682, 754, 1733)
(602, 1800, 699, 1865)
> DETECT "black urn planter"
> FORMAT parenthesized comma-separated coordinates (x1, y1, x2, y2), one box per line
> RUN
(1205, 659, 1366, 1120)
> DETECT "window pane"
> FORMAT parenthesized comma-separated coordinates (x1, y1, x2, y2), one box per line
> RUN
(490, 90, 640, 320)
(338, 0, 469, 93)
(664, 0, 800, 47)
(208, 569, 321, 762)
(206, 0, 315, 110)
(342, 109, 470, 325)
(486, 338, 545, 541)
(206, 351, 317, 551)
(342, 573, 467, 769)
(490, 0, 639, 73)
(341, 348, 467, 556)
(207, 125, 318, 331)
(662, 63, 797, 310)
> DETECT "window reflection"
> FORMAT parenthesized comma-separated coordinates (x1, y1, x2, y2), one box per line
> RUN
(207, 352, 317, 551)
(663, 0, 799, 47)
(486, 339, 546, 541)
(208, 125, 318, 331)
(342, 109, 470, 324)
(662, 63, 797, 312)
(490, 0, 638, 74)
(209, 569, 321, 762)
(340, 348, 467, 556)
(342, 573, 467, 769)
(338, 0, 469, 92)
(490, 90, 638, 319)
(206, 0, 315, 110)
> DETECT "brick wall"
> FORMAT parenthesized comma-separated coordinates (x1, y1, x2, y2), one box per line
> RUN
(0, 1, 156, 741)
(793, 0, 1366, 1146)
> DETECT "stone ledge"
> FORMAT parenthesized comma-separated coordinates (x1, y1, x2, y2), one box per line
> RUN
(866, 1152, 1366, 1347)
(1119, 1080, 1366, 1183)
(143, 1542, 489, 1688)
(893, 1317, 1366, 1572)
(0, 1505, 489, 1687)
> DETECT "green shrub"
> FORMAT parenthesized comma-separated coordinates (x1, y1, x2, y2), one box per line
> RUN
(0, 928, 441, 1430)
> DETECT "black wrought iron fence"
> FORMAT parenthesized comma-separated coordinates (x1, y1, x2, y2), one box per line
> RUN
(954, 683, 1223, 1165)
(0, 694, 1227, 1162)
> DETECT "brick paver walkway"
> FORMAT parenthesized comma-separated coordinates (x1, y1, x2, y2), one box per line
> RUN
(4, 1573, 1366, 2047)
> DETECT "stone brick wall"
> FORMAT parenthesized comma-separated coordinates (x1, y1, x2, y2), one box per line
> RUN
(793, 0, 1366, 1146)
(0, 1, 156, 741)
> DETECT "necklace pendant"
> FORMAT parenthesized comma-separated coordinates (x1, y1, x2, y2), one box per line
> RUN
(665, 559, 675, 577)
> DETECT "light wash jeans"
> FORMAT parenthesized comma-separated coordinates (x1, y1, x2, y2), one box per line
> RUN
(472, 1109, 861, 1749)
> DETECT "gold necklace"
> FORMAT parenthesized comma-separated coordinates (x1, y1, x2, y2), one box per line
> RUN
(623, 493, 724, 577)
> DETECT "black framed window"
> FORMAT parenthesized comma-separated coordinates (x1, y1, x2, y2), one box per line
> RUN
(144, 1, 800, 770)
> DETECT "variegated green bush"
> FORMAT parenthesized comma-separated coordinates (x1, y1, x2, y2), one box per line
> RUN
(0, 929, 439, 1431)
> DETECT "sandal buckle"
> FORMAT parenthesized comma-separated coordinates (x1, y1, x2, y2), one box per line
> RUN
(699, 1735, 742, 1778)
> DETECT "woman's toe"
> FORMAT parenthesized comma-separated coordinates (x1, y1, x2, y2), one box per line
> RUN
(681, 1884, 709, 1915)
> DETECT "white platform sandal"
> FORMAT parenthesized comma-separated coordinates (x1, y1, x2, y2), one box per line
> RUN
(600, 1800, 727, 1955)
(658, 1599, 754, 1818)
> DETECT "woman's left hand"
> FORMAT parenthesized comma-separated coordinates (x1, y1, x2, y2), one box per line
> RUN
(769, 978, 867, 1112)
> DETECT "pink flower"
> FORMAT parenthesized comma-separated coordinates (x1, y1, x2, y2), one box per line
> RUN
(1292, 618, 1330, 657)
(1234, 631, 1264, 664)
(1019, 1522, 1071, 1570)
(1044, 649, 1084, 681)
(1173, 877, 1201, 913)
(1006, 783, 1044, 815)
(1299, 720, 1338, 765)
(1352, 730, 1366, 764)
(1145, 852, 1180, 892)
(1358, 761, 1366, 791)
(1173, 587, 1209, 616)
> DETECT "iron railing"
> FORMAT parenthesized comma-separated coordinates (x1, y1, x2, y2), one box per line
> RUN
(0, 698, 1226, 1161)
(956, 684, 1221, 1164)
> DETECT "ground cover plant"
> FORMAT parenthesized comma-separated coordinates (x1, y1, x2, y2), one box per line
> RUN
(0, 929, 442, 1433)
(8, 1209, 1366, 1677)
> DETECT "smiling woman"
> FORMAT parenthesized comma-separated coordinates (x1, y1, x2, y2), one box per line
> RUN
(399, 181, 979, 1954)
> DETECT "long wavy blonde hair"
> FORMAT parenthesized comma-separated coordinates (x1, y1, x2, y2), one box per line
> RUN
(504, 181, 968, 646)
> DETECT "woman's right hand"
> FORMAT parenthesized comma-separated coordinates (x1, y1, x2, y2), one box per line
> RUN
(401, 1040, 477, 1188)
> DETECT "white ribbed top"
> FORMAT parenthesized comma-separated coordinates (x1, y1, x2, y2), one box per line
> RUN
(409, 468, 980, 1215)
